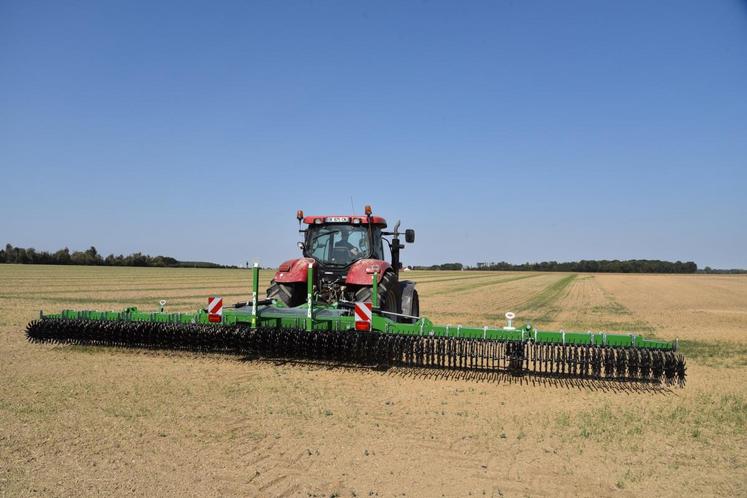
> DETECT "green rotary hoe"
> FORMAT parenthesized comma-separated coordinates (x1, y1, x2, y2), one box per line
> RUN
(26, 207, 686, 386)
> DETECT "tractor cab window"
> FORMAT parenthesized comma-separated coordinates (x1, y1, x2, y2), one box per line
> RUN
(307, 225, 380, 265)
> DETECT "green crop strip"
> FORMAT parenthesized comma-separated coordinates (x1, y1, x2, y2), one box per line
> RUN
(558, 319, 655, 333)
(410, 273, 517, 286)
(678, 340, 747, 368)
(429, 273, 542, 296)
(518, 274, 577, 311)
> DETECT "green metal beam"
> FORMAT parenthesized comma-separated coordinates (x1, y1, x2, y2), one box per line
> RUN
(40, 301, 675, 351)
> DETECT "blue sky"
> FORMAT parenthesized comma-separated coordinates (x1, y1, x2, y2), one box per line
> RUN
(1, 1, 745, 268)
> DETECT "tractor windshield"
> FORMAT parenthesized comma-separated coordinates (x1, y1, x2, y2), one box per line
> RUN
(306, 224, 379, 266)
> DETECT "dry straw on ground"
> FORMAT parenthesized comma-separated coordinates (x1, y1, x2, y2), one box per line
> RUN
(1, 266, 745, 496)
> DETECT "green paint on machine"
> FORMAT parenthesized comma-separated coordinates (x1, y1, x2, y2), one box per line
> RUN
(26, 265, 686, 386)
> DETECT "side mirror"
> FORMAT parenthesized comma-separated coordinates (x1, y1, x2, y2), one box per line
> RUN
(297, 241, 305, 251)
(405, 229, 415, 243)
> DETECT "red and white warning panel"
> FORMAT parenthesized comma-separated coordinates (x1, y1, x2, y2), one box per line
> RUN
(354, 302, 373, 331)
(208, 296, 223, 323)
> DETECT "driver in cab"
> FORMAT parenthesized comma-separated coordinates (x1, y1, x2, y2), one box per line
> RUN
(335, 229, 366, 262)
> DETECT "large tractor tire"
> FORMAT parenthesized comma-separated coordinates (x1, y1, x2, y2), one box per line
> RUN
(353, 271, 399, 315)
(267, 280, 305, 307)
(399, 281, 420, 323)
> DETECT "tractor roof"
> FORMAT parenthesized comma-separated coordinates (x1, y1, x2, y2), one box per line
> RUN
(303, 215, 387, 226)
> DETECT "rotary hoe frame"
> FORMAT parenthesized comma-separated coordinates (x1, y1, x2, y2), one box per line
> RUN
(26, 263, 686, 386)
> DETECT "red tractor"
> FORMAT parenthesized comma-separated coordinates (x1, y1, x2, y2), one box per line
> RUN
(267, 206, 419, 321)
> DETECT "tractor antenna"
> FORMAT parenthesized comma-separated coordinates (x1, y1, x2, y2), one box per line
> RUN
(350, 196, 355, 213)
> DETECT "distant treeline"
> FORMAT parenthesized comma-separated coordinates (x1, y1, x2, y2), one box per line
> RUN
(411, 263, 465, 271)
(473, 260, 697, 273)
(701, 267, 747, 274)
(413, 260, 699, 273)
(0, 244, 229, 268)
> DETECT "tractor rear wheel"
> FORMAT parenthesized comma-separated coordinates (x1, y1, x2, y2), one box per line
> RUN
(353, 272, 399, 315)
(267, 280, 305, 307)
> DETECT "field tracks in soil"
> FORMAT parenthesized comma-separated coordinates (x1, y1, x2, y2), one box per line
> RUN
(428, 273, 542, 296)
(2, 266, 747, 496)
(512, 273, 577, 323)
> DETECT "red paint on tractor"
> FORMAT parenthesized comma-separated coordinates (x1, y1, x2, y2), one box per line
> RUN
(345, 259, 392, 285)
(274, 257, 317, 283)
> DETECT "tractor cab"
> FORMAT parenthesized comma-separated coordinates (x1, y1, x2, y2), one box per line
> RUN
(267, 206, 419, 321)
(301, 215, 387, 269)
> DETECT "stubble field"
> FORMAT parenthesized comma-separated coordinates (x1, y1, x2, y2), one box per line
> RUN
(1, 265, 745, 497)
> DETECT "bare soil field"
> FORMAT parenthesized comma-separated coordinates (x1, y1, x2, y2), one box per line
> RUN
(1, 266, 745, 497)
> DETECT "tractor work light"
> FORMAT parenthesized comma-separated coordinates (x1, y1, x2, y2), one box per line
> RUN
(365, 264, 381, 274)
